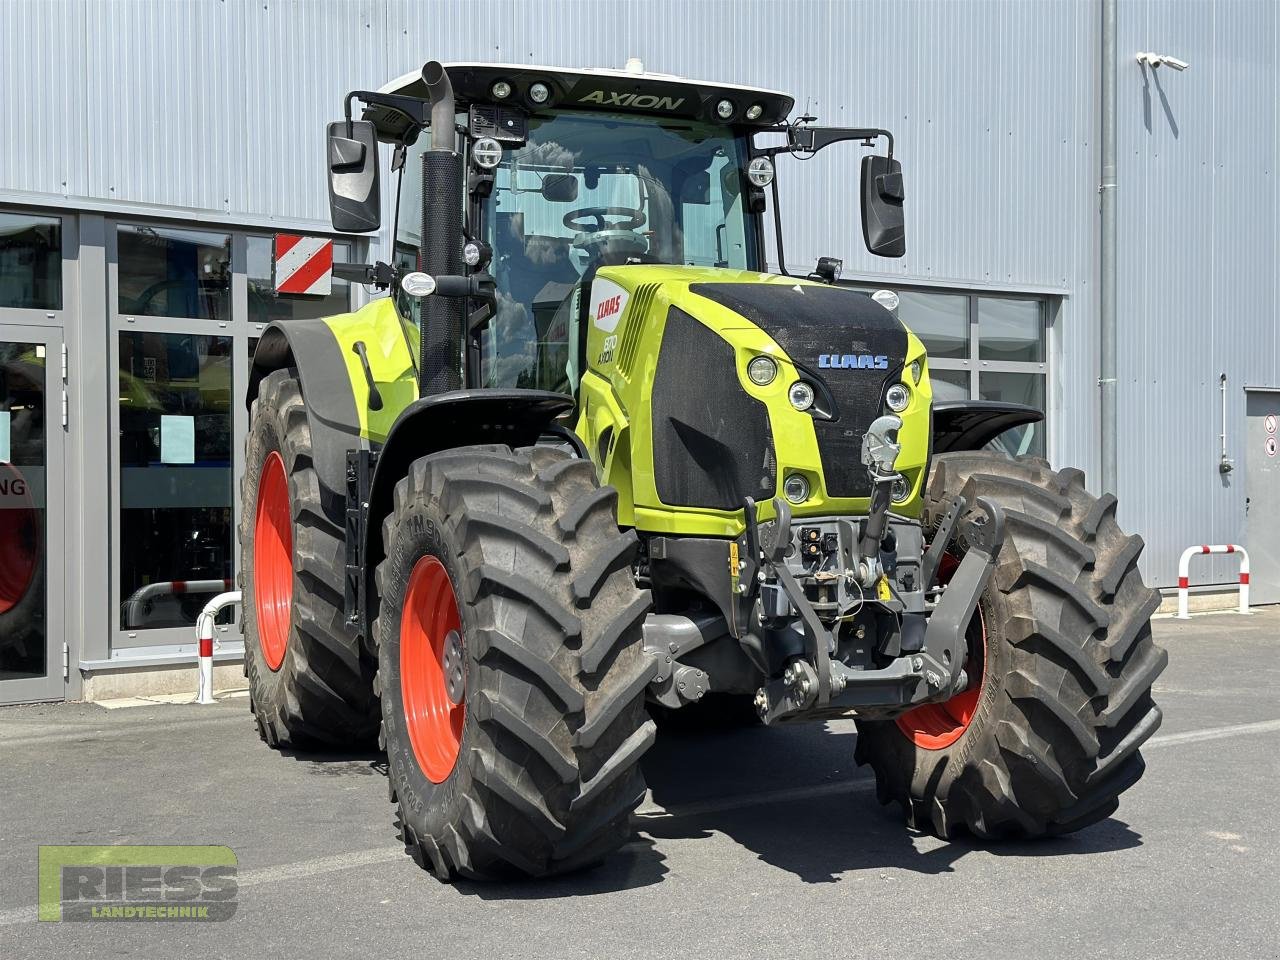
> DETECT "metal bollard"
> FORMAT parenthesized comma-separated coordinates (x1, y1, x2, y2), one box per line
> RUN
(1175, 545, 1250, 620)
(195, 591, 242, 704)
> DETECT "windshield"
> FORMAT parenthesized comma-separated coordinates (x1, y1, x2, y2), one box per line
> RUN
(480, 110, 758, 392)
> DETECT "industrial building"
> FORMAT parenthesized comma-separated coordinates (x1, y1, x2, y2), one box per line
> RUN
(1, 0, 1275, 703)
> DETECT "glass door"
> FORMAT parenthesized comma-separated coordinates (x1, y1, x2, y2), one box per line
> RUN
(0, 325, 64, 702)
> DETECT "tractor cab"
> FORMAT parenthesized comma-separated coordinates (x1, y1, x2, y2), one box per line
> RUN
(325, 60, 905, 396)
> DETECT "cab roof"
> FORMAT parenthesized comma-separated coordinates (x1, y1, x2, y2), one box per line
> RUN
(367, 61, 795, 142)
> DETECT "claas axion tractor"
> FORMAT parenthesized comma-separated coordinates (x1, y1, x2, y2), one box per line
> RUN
(241, 59, 1167, 880)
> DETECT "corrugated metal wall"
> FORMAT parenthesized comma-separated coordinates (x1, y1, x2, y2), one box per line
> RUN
(1116, 0, 1280, 586)
(2, 0, 1276, 588)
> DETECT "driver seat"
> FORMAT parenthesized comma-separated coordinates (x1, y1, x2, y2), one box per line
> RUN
(494, 212, 580, 316)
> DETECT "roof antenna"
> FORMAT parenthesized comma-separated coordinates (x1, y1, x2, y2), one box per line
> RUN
(625, 57, 645, 75)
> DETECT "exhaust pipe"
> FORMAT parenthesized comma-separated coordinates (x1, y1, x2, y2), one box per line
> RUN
(422, 60, 455, 152)
(418, 60, 465, 395)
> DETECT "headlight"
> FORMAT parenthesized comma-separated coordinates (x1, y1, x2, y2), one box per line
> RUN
(745, 103, 765, 121)
(716, 99, 735, 120)
(490, 80, 512, 100)
(789, 381, 815, 411)
(910, 360, 923, 385)
(401, 272, 437, 298)
(871, 289, 900, 312)
(784, 474, 810, 504)
(885, 382, 911, 412)
(472, 137, 503, 169)
(747, 355, 778, 386)
(528, 82, 551, 104)
(747, 156, 775, 188)
(891, 478, 910, 503)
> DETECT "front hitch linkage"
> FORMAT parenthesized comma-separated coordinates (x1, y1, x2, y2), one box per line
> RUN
(746, 489, 1006, 725)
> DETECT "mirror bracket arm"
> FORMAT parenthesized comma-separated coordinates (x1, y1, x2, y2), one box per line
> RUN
(343, 90, 429, 135)
(332, 260, 396, 289)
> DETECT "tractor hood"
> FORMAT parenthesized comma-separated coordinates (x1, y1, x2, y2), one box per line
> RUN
(577, 266, 933, 536)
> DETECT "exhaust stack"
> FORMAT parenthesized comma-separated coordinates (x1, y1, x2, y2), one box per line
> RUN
(418, 60, 465, 395)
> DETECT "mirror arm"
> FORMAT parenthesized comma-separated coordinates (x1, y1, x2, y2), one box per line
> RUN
(332, 261, 396, 289)
(788, 125, 895, 157)
(343, 90, 429, 135)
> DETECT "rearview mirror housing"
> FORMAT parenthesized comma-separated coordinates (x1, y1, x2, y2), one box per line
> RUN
(541, 173, 579, 203)
(326, 120, 381, 233)
(860, 155, 905, 258)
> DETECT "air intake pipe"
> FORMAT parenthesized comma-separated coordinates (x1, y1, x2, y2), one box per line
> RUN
(418, 60, 465, 395)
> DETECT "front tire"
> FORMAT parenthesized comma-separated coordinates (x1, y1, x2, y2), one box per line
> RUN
(855, 453, 1167, 838)
(375, 445, 656, 880)
(239, 369, 379, 748)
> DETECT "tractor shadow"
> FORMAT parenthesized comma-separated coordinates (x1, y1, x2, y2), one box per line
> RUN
(279, 744, 671, 898)
(278, 744, 389, 779)
(636, 721, 1144, 884)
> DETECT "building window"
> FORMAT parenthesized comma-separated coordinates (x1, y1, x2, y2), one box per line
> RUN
(117, 225, 232, 322)
(0, 213, 62, 310)
(850, 284, 1051, 457)
(117, 331, 233, 630)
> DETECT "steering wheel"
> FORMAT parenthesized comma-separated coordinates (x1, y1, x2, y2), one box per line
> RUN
(562, 206, 647, 233)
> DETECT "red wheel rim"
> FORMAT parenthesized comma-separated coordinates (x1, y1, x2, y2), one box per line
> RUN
(253, 450, 293, 672)
(895, 554, 986, 750)
(400, 556, 465, 784)
(0, 464, 38, 615)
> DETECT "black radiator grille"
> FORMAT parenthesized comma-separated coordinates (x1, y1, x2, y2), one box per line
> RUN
(651, 306, 776, 510)
(689, 283, 907, 499)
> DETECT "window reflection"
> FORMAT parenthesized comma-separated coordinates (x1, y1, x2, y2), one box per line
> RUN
(980, 371, 1046, 457)
(978, 297, 1044, 362)
(0, 342, 47, 679)
(898, 291, 968, 360)
(117, 225, 231, 322)
(0, 214, 62, 310)
(118, 332, 233, 629)
(929, 367, 970, 402)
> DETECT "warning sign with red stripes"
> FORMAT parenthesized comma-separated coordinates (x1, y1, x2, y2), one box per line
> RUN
(273, 234, 333, 296)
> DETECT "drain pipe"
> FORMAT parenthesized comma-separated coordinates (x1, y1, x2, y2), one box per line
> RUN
(1099, 0, 1118, 495)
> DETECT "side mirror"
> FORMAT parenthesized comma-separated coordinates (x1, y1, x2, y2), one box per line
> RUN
(541, 173, 579, 203)
(860, 155, 905, 258)
(325, 120, 381, 233)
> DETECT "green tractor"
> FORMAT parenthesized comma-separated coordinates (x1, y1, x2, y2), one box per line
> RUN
(241, 60, 1167, 880)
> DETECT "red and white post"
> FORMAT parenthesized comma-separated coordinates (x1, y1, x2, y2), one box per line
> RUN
(195, 591, 242, 704)
(1175, 545, 1250, 620)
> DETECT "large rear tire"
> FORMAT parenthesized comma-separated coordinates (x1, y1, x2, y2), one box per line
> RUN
(855, 453, 1167, 838)
(375, 445, 656, 880)
(239, 369, 379, 748)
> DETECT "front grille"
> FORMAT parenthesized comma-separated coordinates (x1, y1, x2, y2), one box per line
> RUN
(689, 283, 907, 499)
(651, 306, 776, 510)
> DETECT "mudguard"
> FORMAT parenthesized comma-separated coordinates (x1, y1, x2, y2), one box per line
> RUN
(361, 388, 575, 634)
(930, 400, 1044, 453)
(248, 320, 363, 519)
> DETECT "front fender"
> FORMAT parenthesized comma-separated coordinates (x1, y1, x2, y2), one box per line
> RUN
(362, 389, 575, 635)
(248, 320, 363, 518)
(931, 400, 1044, 453)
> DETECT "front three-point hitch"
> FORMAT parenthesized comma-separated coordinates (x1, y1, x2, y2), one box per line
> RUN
(747, 417, 1006, 725)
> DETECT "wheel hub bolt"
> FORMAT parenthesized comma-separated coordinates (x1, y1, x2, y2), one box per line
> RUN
(442, 629, 465, 704)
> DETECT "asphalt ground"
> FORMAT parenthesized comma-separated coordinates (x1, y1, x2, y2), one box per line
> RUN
(1, 609, 1277, 959)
